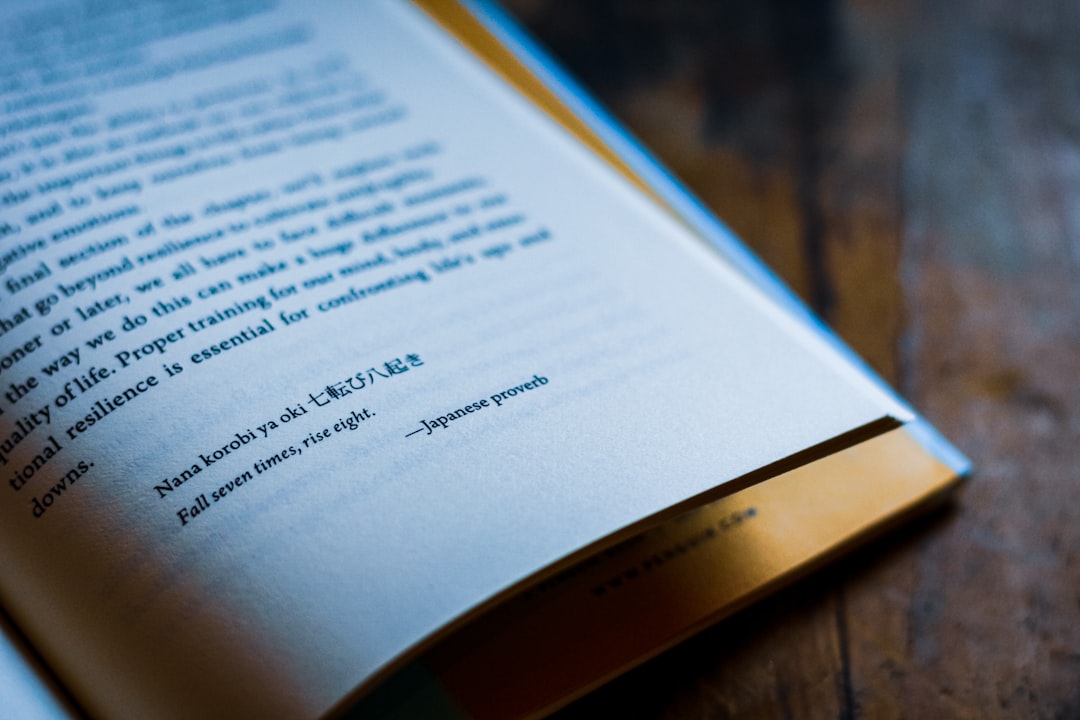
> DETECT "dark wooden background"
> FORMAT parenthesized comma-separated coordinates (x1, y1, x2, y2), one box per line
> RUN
(499, 1, 1080, 717)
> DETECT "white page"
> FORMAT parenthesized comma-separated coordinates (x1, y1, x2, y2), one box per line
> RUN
(0, 612, 79, 720)
(0, 1, 895, 717)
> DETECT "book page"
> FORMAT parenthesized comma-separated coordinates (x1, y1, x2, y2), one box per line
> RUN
(0, 1, 896, 717)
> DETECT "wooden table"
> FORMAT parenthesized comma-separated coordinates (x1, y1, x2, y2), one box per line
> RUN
(499, 1, 1080, 717)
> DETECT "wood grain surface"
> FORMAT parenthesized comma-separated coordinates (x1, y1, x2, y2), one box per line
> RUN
(498, 1, 1080, 717)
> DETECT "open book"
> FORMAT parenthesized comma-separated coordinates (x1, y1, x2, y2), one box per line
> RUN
(0, 1, 968, 718)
